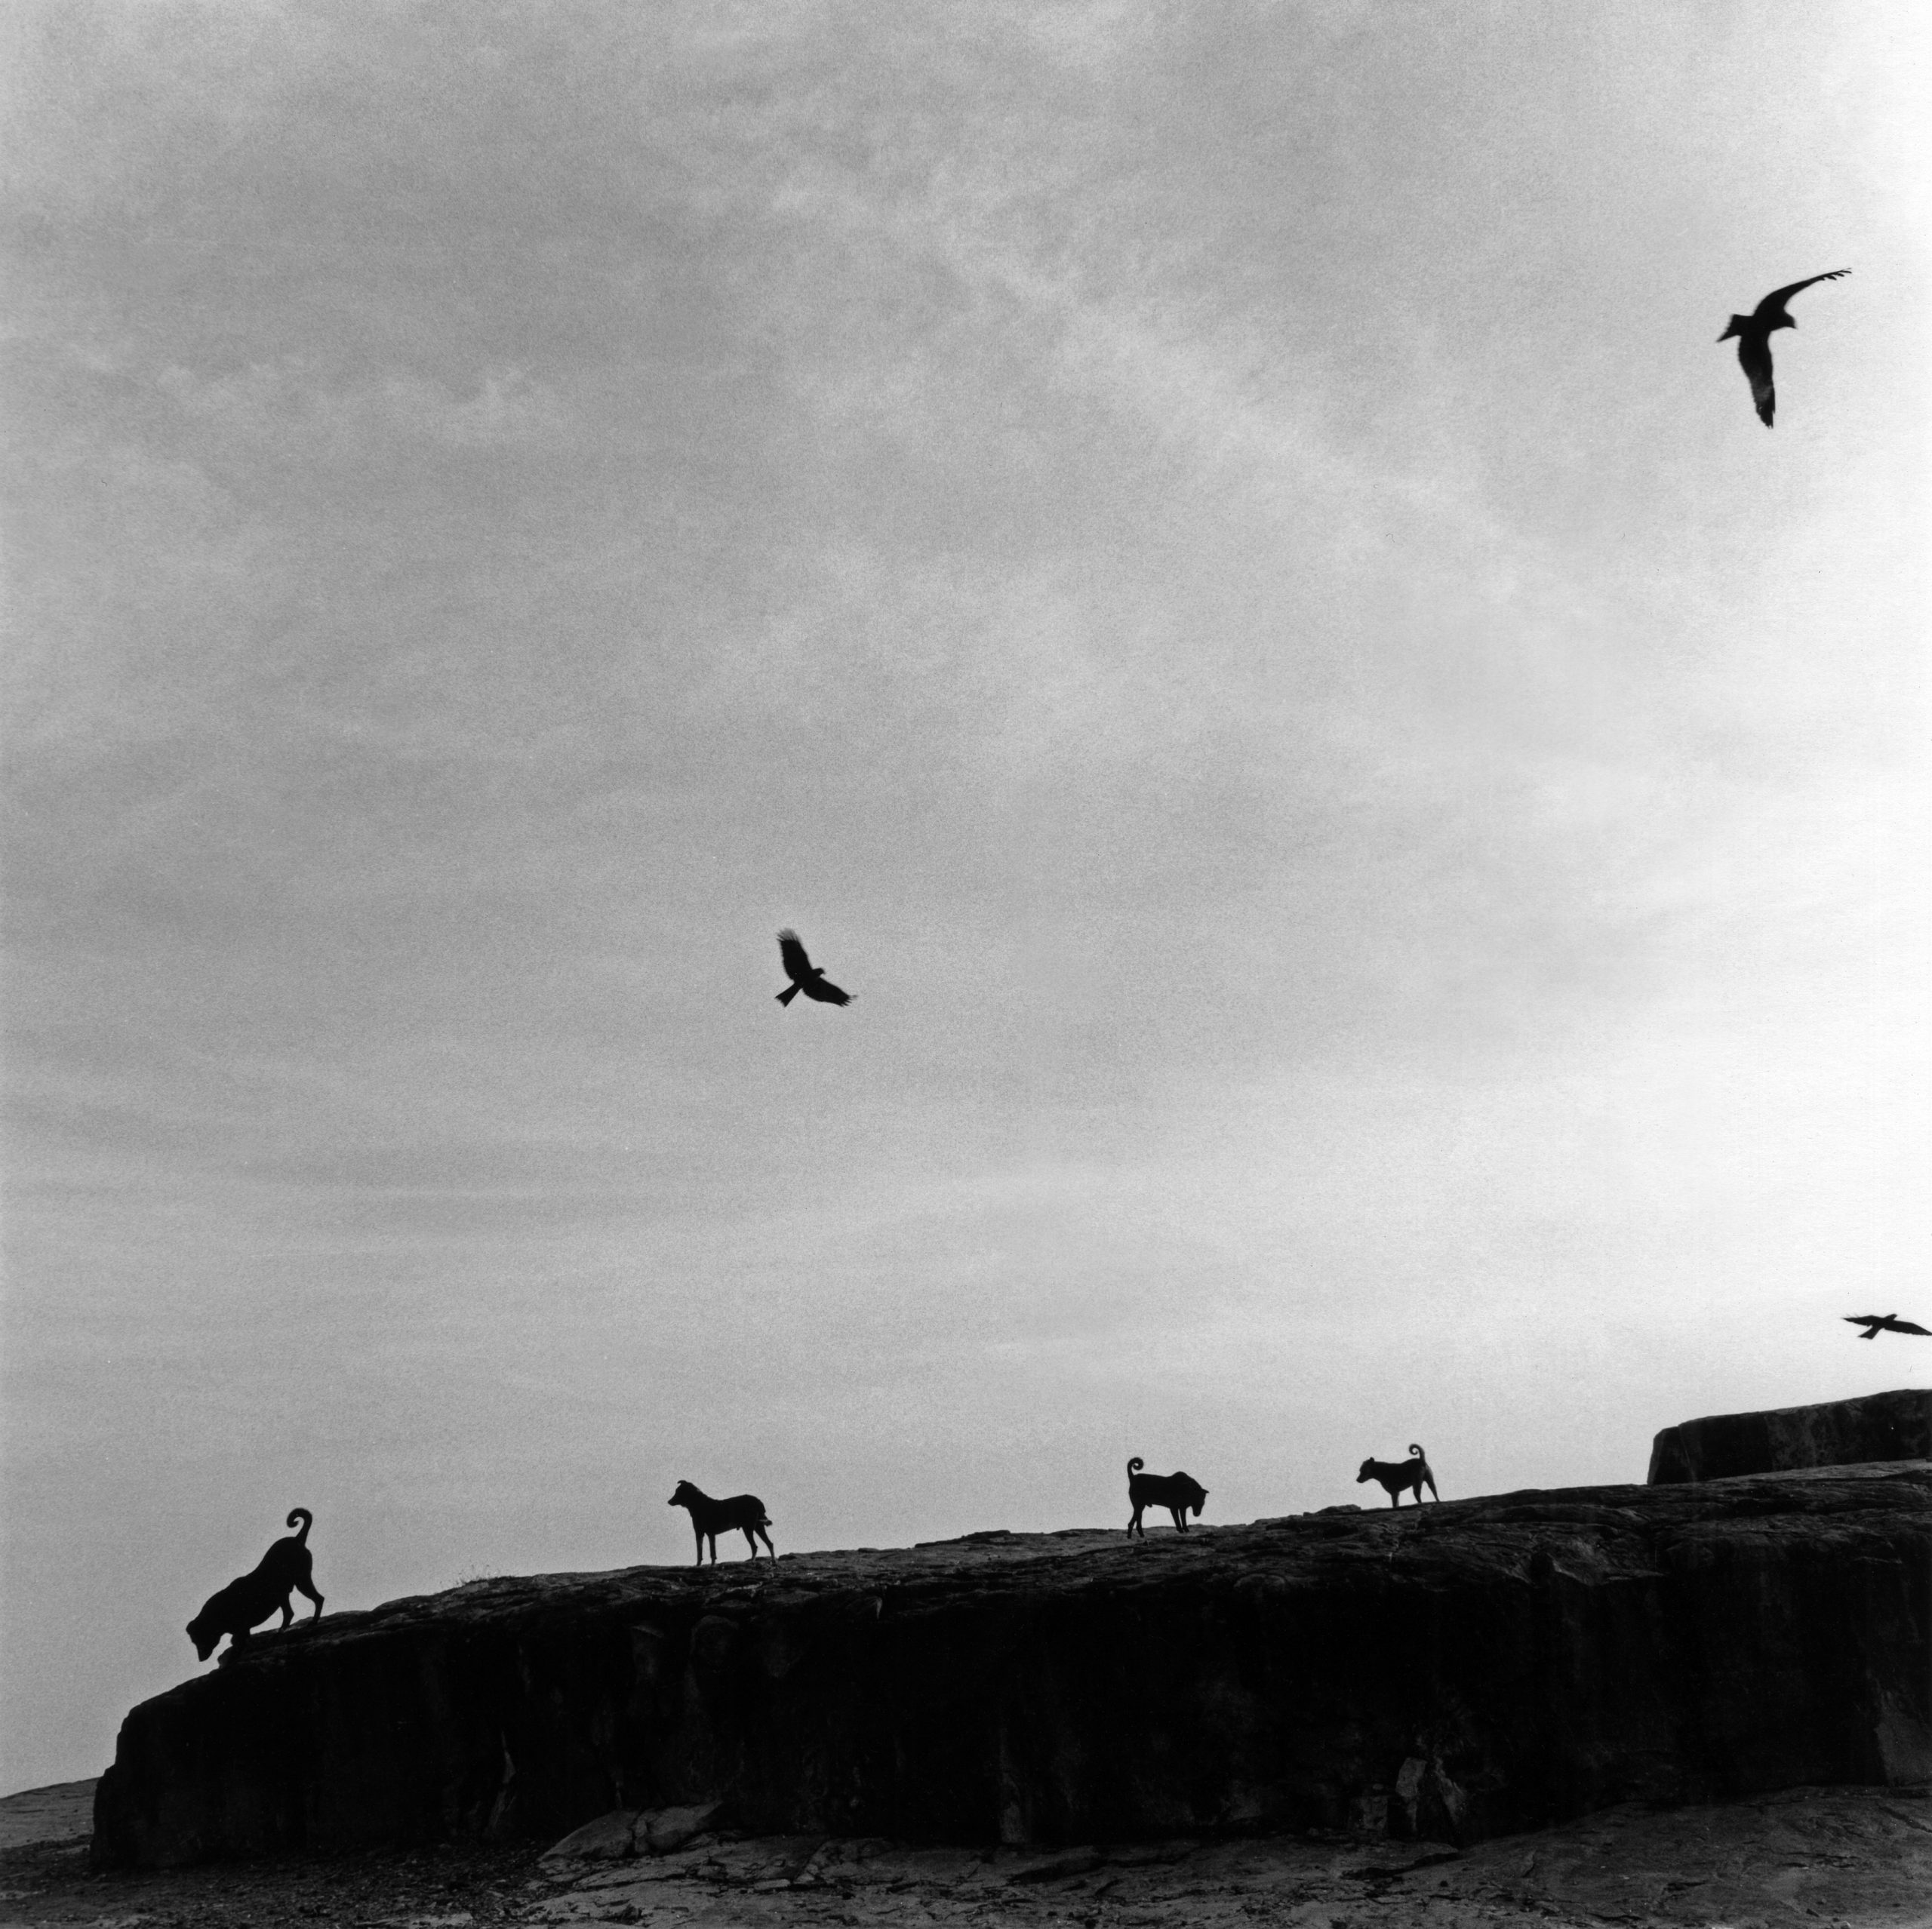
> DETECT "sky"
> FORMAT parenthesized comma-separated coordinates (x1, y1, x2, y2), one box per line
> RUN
(2, 0, 1927, 1793)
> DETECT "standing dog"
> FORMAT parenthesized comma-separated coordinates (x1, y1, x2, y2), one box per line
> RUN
(186, 1509, 325, 1660)
(1125, 1457, 1209, 1537)
(669, 1481, 777, 1568)
(1356, 1445, 1438, 1506)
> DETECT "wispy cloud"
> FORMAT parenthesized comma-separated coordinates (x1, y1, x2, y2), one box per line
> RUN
(155, 359, 571, 451)
(2, 0, 1924, 1790)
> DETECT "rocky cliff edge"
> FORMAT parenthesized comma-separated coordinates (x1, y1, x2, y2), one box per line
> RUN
(94, 1461, 1932, 1868)
(1647, 1386, 1932, 1482)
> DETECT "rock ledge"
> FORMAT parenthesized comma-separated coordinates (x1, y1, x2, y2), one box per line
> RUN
(1647, 1386, 1932, 1481)
(94, 1462, 1932, 1867)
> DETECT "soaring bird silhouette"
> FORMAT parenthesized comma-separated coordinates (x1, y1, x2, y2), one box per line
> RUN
(1719, 270, 1849, 426)
(1843, 1313, 1930, 1340)
(775, 930, 852, 1008)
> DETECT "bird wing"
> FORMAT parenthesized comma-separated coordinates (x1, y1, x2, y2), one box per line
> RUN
(800, 976, 851, 1005)
(1752, 269, 1850, 321)
(1889, 1318, 1932, 1337)
(1737, 335, 1776, 426)
(777, 930, 813, 983)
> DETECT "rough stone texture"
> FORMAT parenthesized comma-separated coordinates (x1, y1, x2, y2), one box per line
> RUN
(94, 1463, 1932, 1869)
(0, 1778, 96, 1851)
(14, 1785, 1932, 1925)
(518, 1788, 1932, 1929)
(1648, 1387, 1932, 1482)
(537, 1800, 721, 1863)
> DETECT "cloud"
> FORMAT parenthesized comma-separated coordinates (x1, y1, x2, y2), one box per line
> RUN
(155, 359, 571, 452)
(2, 0, 1925, 1792)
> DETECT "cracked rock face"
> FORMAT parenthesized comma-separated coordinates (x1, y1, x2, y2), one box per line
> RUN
(93, 1463, 1931, 1869)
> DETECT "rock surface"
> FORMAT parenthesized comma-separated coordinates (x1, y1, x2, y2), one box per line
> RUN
(1648, 1387, 1932, 1483)
(0, 1781, 95, 1853)
(94, 1463, 1932, 1870)
(11, 1785, 1930, 1927)
(519, 1786, 1932, 1929)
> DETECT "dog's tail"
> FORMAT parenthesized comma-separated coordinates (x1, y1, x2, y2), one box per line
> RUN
(1407, 1445, 1426, 1462)
(285, 1507, 314, 1542)
(1127, 1457, 1144, 1477)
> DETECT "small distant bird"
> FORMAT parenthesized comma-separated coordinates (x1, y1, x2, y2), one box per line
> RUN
(775, 929, 852, 1007)
(1843, 1313, 1931, 1340)
(1718, 270, 1850, 426)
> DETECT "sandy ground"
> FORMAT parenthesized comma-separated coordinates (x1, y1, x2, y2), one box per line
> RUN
(1, 1780, 1926, 1927)
(0, 1789, 95, 1857)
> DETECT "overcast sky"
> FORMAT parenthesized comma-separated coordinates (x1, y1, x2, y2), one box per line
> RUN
(3, 1, 1927, 1792)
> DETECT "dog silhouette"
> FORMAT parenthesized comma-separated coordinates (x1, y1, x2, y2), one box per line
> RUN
(1126, 1457, 1209, 1537)
(186, 1509, 325, 1660)
(669, 1481, 777, 1568)
(1356, 1445, 1438, 1507)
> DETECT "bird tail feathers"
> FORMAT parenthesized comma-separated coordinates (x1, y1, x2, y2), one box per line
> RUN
(776, 984, 801, 1005)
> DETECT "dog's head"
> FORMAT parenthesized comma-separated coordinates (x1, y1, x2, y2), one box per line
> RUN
(1179, 1476, 1208, 1518)
(186, 1611, 222, 1662)
(668, 1481, 698, 1508)
(1355, 1460, 1376, 1484)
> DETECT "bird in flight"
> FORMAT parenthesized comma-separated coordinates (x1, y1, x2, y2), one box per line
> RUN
(1843, 1313, 1931, 1340)
(775, 930, 853, 1008)
(1718, 270, 1850, 426)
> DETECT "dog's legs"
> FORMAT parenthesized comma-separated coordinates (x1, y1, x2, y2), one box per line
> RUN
(295, 1576, 325, 1617)
(278, 1592, 296, 1628)
(1126, 1504, 1143, 1538)
(1169, 1506, 1187, 1532)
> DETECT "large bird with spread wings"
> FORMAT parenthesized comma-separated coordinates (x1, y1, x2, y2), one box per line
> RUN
(775, 930, 853, 1008)
(1719, 270, 1850, 426)
(1843, 1313, 1930, 1340)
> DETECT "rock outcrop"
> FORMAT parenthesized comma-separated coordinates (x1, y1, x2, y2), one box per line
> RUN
(1647, 1388, 1932, 1483)
(94, 1463, 1932, 1869)
(518, 1789, 1932, 1929)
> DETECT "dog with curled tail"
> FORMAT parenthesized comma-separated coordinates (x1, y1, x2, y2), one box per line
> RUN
(1125, 1457, 1209, 1537)
(1356, 1445, 1438, 1507)
(186, 1508, 325, 1660)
